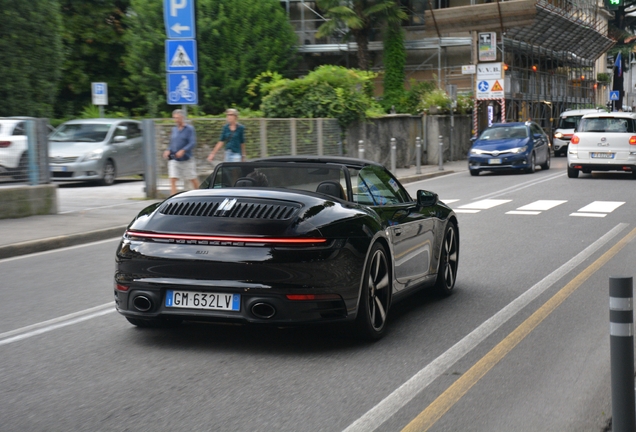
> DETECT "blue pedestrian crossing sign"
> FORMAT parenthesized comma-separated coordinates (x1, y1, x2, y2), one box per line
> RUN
(165, 39, 197, 72)
(164, 0, 195, 39)
(610, 90, 620, 101)
(167, 73, 197, 105)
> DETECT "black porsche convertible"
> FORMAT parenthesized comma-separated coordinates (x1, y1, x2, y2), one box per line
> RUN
(114, 156, 459, 340)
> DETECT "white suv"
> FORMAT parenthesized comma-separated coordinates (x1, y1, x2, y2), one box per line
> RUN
(553, 108, 604, 157)
(567, 112, 636, 178)
(0, 119, 28, 179)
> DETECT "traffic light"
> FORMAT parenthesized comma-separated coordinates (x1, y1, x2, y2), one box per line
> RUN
(606, 0, 622, 10)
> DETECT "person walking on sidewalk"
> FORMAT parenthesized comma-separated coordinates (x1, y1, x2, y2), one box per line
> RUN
(163, 109, 200, 196)
(207, 108, 246, 162)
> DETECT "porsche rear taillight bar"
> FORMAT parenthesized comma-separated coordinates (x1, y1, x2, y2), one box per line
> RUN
(125, 230, 327, 244)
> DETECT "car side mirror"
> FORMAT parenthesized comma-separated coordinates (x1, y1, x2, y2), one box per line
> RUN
(470, 136, 477, 143)
(417, 190, 438, 207)
(113, 135, 126, 143)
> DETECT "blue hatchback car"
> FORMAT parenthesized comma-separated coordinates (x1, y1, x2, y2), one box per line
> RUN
(467, 121, 551, 176)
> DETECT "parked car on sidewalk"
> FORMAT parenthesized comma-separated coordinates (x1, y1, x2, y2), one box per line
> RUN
(567, 111, 636, 178)
(468, 121, 551, 176)
(49, 119, 144, 186)
(552, 108, 603, 157)
(114, 156, 460, 340)
(0, 118, 55, 181)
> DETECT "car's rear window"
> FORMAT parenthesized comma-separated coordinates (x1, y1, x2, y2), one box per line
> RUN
(558, 116, 582, 130)
(578, 117, 635, 133)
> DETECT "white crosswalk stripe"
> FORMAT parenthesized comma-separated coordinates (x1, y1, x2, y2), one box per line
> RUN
(570, 201, 625, 218)
(455, 199, 511, 213)
(444, 199, 626, 218)
(506, 200, 567, 216)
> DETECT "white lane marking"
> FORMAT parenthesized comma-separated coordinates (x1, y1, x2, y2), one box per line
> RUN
(0, 303, 116, 347)
(472, 171, 565, 201)
(516, 200, 567, 211)
(441, 199, 459, 204)
(458, 199, 511, 210)
(454, 209, 480, 214)
(0, 237, 122, 264)
(506, 211, 541, 215)
(342, 223, 629, 432)
(571, 213, 607, 218)
(578, 201, 625, 213)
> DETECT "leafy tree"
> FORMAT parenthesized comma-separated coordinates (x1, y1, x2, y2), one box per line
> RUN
(0, 0, 64, 117)
(253, 65, 383, 128)
(123, 0, 298, 116)
(315, 0, 407, 70)
(381, 20, 406, 112)
(56, 0, 131, 118)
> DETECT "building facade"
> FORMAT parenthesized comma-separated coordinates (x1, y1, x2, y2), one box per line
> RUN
(281, 0, 615, 134)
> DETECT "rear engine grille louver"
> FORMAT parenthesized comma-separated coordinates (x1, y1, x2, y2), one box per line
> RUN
(159, 200, 299, 220)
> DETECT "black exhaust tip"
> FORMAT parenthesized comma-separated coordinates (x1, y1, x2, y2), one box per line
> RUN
(251, 302, 276, 319)
(133, 295, 153, 312)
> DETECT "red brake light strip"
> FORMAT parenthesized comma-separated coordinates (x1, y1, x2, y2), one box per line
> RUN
(126, 230, 326, 244)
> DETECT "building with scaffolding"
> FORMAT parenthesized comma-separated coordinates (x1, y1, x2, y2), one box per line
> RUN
(281, 0, 615, 134)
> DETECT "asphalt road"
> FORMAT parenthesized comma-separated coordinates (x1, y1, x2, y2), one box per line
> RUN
(1, 157, 634, 431)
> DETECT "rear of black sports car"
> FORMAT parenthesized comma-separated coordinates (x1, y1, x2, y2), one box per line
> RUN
(114, 188, 378, 326)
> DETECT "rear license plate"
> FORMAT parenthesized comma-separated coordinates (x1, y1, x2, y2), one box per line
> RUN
(50, 166, 67, 172)
(165, 290, 240, 311)
(591, 152, 615, 159)
(488, 158, 502, 164)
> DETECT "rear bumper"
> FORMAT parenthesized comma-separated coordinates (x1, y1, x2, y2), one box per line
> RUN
(115, 237, 369, 324)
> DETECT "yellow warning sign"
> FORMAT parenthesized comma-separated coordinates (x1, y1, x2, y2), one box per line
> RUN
(491, 80, 503, 92)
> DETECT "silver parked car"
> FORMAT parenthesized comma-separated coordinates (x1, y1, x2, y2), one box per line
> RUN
(49, 119, 144, 185)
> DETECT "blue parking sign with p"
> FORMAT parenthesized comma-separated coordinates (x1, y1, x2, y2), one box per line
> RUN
(167, 72, 197, 105)
(164, 0, 195, 39)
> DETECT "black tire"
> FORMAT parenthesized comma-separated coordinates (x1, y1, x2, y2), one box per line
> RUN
(126, 317, 182, 328)
(434, 222, 459, 296)
(354, 243, 391, 341)
(469, 170, 479, 176)
(567, 166, 579, 178)
(525, 153, 536, 174)
(99, 160, 116, 186)
(540, 151, 550, 170)
(13, 152, 28, 181)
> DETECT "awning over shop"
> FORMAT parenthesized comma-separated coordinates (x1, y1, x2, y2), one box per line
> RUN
(423, 0, 615, 61)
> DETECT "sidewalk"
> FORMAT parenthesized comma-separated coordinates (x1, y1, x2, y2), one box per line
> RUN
(0, 160, 468, 259)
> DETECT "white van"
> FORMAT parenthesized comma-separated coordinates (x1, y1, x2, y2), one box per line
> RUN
(553, 108, 605, 156)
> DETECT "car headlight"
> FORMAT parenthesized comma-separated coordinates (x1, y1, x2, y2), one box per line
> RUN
(509, 146, 528, 154)
(84, 149, 104, 161)
(554, 132, 563, 139)
(470, 148, 486, 155)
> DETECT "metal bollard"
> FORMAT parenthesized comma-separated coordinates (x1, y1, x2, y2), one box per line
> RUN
(438, 135, 444, 171)
(358, 140, 365, 160)
(390, 138, 396, 173)
(610, 276, 636, 432)
(415, 137, 422, 174)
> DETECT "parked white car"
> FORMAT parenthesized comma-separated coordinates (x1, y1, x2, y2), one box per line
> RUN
(567, 111, 636, 178)
(553, 108, 604, 157)
(0, 119, 28, 179)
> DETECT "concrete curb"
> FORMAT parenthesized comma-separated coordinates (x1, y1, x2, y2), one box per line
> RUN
(0, 226, 128, 260)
